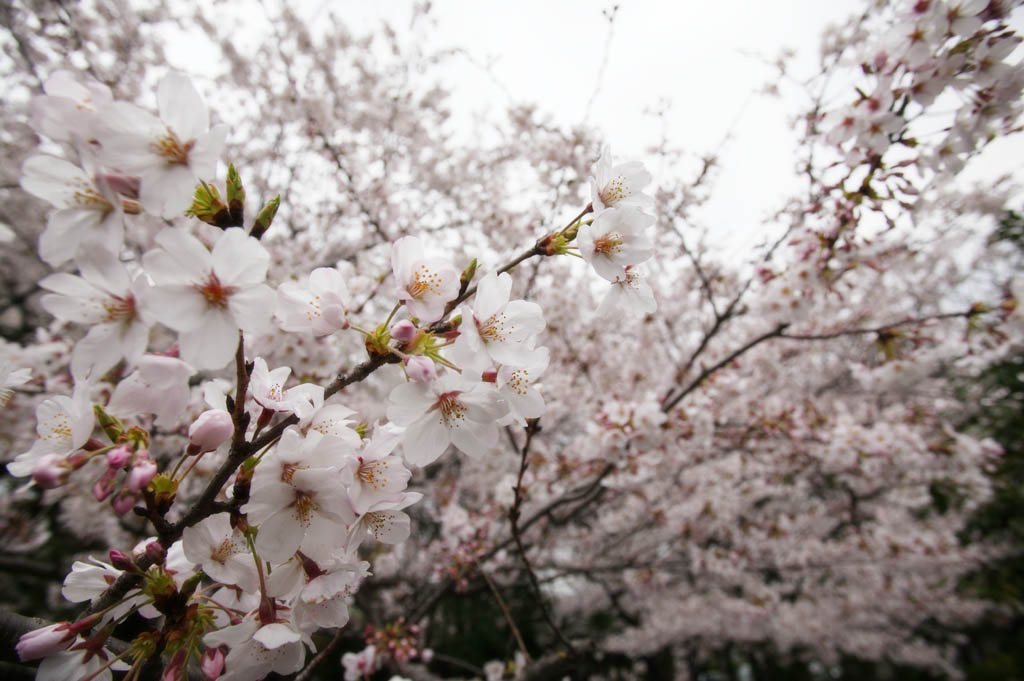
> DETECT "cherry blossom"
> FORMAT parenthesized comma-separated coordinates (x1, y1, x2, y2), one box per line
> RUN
(275, 266, 351, 336)
(455, 271, 545, 369)
(20, 154, 124, 266)
(38, 246, 152, 380)
(142, 227, 274, 370)
(98, 72, 227, 218)
(387, 373, 507, 466)
(577, 206, 655, 282)
(391, 236, 460, 323)
(590, 145, 654, 213)
(7, 385, 92, 478)
(0, 361, 31, 407)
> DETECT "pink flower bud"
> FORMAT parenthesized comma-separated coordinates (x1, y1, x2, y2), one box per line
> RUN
(188, 410, 234, 453)
(126, 458, 157, 493)
(31, 454, 70, 489)
(201, 647, 225, 680)
(112, 491, 138, 516)
(105, 443, 133, 469)
(405, 356, 436, 384)
(162, 649, 187, 681)
(108, 549, 137, 572)
(16, 622, 75, 661)
(93, 467, 117, 501)
(390, 319, 417, 343)
(145, 540, 167, 565)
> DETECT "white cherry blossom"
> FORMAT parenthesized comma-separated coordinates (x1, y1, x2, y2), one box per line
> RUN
(275, 266, 351, 336)
(391, 235, 460, 323)
(106, 354, 192, 428)
(7, 385, 92, 478)
(98, 72, 227, 218)
(387, 373, 507, 466)
(142, 227, 274, 370)
(20, 154, 123, 266)
(39, 246, 151, 380)
(577, 206, 655, 282)
(590, 145, 654, 213)
(29, 69, 112, 143)
(0, 361, 31, 407)
(182, 512, 258, 592)
(456, 271, 545, 368)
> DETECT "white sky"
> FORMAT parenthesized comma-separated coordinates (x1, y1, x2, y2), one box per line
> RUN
(167, 1, 1022, 255)
(292, 0, 867, 253)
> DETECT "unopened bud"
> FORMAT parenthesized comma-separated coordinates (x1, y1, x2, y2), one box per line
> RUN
(405, 356, 436, 384)
(390, 319, 417, 343)
(109, 549, 137, 572)
(201, 647, 225, 680)
(106, 443, 133, 469)
(93, 467, 117, 501)
(126, 457, 157, 493)
(15, 623, 75, 661)
(111, 491, 138, 516)
(188, 409, 234, 454)
(251, 194, 280, 239)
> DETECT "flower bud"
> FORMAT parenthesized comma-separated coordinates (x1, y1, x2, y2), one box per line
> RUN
(111, 491, 138, 516)
(145, 540, 167, 565)
(106, 443, 133, 469)
(32, 454, 70, 489)
(405, 356, 436, 384)
(188, 410, 234, 454)
(126, 458, 157, 493)
(93, 467, 116, 502)
(16, 622, 75, 661)
(390, 319, 417, 343)
(202, 647, 225, 680)
(109, 549, 137, 572)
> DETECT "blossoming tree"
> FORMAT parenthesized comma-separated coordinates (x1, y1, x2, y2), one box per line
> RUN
(1, 1, 1023, 680)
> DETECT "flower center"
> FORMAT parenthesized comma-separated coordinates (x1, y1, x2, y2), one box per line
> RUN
(152, 129, 196, 165)
(196, 272, 237, 309)
(358, 458, 387, 491)
(432, 391, 466, 427)
(40, 415, 72, 442)
(593, 233, 624, 255)
(293, 492, 318, 527)
(600, 175, 630, 206)
(210, 538, 236, 565)
(102, 295, 137, 325)
(477, 312, 511, 343)
(504, 369, 529, 396)
(406, 264, 442, 299)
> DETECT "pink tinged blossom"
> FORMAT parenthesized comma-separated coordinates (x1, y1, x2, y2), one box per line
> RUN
(306, 403, 363, 450)
(389, 319, 417, 343)
(106, 443, 133, 468)
(112, 491, 139, 515)
(459, 272, 545, 368)
(182, 513, 259, 592)
(405, 355, 437, 384)
(107, 354, 193, 428)
(98, 72, 227, 218)
(577, 207, 656, 283)
(201, 647, 225, 680)
(250, 357, 324, 420)
(342, 646, 378, 681)
(387, 374, 507, 467)
(30, 69, 112, 143)
(142, 227, 274, 370)
(16, 622, 75, 661)
(39, 246, 152, 380)
(20, 154, 124, 266)
(32, 454, 72, 489)
(391, 236, 460, 323)
(597, 266, 657, 318)
(0, 361, 31, 407)
(189, 409, 234, 453)
(590, 145, 654, 213)
(62, 558, 146, 622)
(497, 346, 550, 426)
(346, 491, 423, 554)
(275, 267, 351, 336)
(7, 386, 92, 478)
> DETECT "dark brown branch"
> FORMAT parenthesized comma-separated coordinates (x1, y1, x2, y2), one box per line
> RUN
(294, 627, 346, 681)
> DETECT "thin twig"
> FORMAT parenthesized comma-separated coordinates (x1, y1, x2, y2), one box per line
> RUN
(294, 627, 346, 681)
